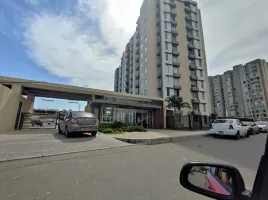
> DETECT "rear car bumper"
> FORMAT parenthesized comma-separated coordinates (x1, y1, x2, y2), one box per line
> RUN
(210, 129, 237, 136)
(258, 128, 268, 133)
(69, 125, 98, 133)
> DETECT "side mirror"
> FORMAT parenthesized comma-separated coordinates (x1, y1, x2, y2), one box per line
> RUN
(242, 124, 248, 126)
(180, 162, 250, 200)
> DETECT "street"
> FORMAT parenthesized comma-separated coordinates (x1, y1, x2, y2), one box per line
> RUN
(0, 134, 266, 200)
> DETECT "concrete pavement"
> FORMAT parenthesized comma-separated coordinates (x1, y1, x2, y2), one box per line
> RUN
(0, 131, 132, 162)
(114, 129, 210, 145)
(0, 134, 262, 200)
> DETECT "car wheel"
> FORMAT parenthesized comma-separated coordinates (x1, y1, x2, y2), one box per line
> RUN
(235, 131, 240, 140)
(256, 130, 259, 134)
(246, 131, 250, 138)
(91, 131, 97, 137)
(213, 134, 217, 138)
(65, 126, 71, 138)
(58, 125, 62, 134)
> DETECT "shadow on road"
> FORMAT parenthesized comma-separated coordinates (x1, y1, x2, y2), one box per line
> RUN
(53, 132, 96, 143)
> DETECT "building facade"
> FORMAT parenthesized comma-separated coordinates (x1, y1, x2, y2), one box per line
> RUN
(114, 0, 211, 120)
(209, 59, 268, 120)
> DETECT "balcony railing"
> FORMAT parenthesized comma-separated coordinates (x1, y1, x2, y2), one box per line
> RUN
(172, 39, 179, 45)
(189, 54, 196, 59)
(186, 23, 194, 30)
(157, 83, 162, 90)
(189, 63, 197, 70)
(157, 49, 161, 56)
(173, 72, 181, 78)
(187, 32, 194, 39)
(171, 19, 177, 25)
(157, 61, 161, 67)
(185, 15, 191, 21)
(157, 71, 162, 78)
(190, 75, 198, 80)
(171, 29, 178, 35)
(184, 7, 191, 12)
(191, 98, 201, 104)
(188, 43, 195, 48)
(170, 10, 177, 16)
(173, 85, 182, 90)
(173, 61, 180, 67)
(191, 86, 199, 92)
(172, 51, 179, 56)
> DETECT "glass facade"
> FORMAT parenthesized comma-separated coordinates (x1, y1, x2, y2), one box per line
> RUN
(101, 105, 153, 128)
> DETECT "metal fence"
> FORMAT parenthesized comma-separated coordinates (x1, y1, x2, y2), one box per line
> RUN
(166, 114, 210, 130)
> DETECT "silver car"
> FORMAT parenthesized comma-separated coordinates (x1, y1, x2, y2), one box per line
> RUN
(256, 121, 268, 133)
(241, 121, 259, 135)
(58, 111, 99, 137)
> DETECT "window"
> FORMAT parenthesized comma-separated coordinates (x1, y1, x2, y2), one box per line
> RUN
(202, 92, 205, 100)
(167, 88, 170, 96)
(145, 57, 147, 63)
(144, 36, 147, 43)
(144, 89, 148, 96)
(201, 81, 204, 88)
(165, 32, 168, 39)
(198, 50, 201, 57)
(203, 104, 206, 112)
(164, 12, 167, 19)
(141, 44, 143, 49)
(144, 78, 148, 84)
(165, 42, 168, 50)
(166, 54, 169, 61)
(145, 47, 147, 52)
(165, 22, 168, 29)
(200, 70, 203, 77)
(140, 53, 143, 58)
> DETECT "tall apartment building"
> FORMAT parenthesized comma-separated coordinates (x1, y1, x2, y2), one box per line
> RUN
(209, 59, 268, 120)
(208, 75, 225, 117)
(114, 0, 211, 118)
(114, 67, 119, 92)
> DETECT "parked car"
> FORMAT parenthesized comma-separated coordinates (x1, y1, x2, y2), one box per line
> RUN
(58, 111, 99, 137)
(255, 121, 268, 133)
(210, 118, 249, 139)
(30, 116, 43, 126)
(241, 120, 259, 135)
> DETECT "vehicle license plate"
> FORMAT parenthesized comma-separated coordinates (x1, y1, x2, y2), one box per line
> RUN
(218, 131, 224, 134)
(84, 128, 90, 131)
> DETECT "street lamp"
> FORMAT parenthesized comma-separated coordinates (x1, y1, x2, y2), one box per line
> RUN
(68, 102, 80, 111)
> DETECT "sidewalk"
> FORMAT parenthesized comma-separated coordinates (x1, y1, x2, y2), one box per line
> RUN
(113, 129, 211, 145)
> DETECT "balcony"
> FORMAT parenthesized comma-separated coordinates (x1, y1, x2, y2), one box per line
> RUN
(135, 48, 139, 55)
(157, 38, 161, 46)
(191, 86, 199, 92)
(157, 61, 161, 67)
(192, 110, 201, 115)
(186, 23, 194, 30)
(189, 63, 197, 70)
(170, 10, 177, 16)
(135, 81, 139, 88)
(157, 83, 162, 90)
(171, 39, 179, 45)
(156, 19, 160, 26)
(173, 85, 182, 90)
(172, 51, 179, 56)
(187, 32, 194, 39)
(184, 7, 191, 12)
(187, 43, 195, 48)
(173, 72, 181, 78)
(135, 56, 139, 63)
(156, 28, 161, 36)
(185, 15, 192, 21)
(173, 61, 180, 67)
(157, 49, 161, 56)
(135, 74, 139, 80)
(157, 71, 162, 78)
(135, 64, 139, 70)
(136, 40, 140, 47)
(191, 98, 201, 104)
(189, 54, 196, 59)
(171, 29, 178, 35)
(190, 75, 198, 80)
(171, 19, 177, 25)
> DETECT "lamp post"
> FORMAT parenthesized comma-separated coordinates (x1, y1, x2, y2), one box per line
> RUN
(68, 102, 80, 111)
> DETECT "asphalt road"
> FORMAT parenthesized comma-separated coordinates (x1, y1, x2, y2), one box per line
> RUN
(0, 134, 266, 200)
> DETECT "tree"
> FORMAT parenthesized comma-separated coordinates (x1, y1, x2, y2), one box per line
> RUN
(165, 95, 191, 128)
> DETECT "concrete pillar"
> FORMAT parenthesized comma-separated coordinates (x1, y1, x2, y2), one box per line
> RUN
(27, 95, 35, 113)
(85, 103, 91, 113)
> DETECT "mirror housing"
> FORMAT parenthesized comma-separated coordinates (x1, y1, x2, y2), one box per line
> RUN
(180, 162, 248, 200)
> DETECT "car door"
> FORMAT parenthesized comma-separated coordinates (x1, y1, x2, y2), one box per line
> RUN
(60, 113, 69, 130)
(237, 120, 246, 136)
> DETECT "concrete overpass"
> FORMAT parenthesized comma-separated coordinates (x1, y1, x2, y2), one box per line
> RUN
(0, 76, 166, 133)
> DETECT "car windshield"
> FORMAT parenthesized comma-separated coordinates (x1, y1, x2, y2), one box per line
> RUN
(256, 121, 268, 125)
(72, 112, 95, 118)
(213, 119, 233, 124)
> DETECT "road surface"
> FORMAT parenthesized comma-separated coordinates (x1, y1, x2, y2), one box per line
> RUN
(0, 133, 266, 200)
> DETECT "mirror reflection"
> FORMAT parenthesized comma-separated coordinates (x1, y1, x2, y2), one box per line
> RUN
(188, 165, 233, 196)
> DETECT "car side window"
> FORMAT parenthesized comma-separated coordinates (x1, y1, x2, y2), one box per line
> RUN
(65, 114, 69, 120)
(237, 120, 241, 126)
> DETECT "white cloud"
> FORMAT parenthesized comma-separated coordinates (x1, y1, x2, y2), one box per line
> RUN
(22, 0, 268, 90)
(22, 0, 142, 90)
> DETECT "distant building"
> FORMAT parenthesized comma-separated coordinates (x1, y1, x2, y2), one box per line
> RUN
(209, 59, 268, 120)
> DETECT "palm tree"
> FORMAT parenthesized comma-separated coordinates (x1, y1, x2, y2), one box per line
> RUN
(165, 95, 191, 128)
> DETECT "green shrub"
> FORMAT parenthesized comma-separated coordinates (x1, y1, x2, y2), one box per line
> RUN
(99, 123, 112, 129)
(99, 128, 113, 133)
(127, 126, 147, 132)
(111, 121, 124, 129)
(127, 126, 135, 132)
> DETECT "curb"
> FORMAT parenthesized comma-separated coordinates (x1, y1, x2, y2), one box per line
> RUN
(0, 144, 132, 163)
(115, 133, 211, 145)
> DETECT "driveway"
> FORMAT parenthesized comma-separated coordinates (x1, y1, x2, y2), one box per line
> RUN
(0, 130, 132, 161)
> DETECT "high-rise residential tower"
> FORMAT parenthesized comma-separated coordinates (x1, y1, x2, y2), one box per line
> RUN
(114, 0, 211, 119)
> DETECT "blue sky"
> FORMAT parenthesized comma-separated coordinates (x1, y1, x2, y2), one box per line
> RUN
(1, 0, 268, 110)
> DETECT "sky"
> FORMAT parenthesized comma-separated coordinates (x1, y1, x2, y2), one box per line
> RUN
(0, 0, 267, 110)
